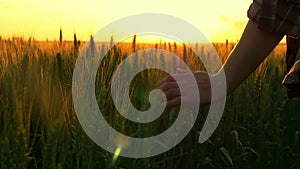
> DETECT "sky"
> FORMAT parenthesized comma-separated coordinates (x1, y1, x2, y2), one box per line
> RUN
(0, 0, 252, 42)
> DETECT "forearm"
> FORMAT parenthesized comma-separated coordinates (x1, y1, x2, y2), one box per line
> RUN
(221, 20, 284, 93)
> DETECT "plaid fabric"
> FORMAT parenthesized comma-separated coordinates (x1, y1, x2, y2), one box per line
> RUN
(282, 36, 300, 98)
(248, 0, 300, 38)
(248, 0, 300, 98)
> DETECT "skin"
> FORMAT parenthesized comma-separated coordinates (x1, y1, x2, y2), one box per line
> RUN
(156, 20, 284, 106)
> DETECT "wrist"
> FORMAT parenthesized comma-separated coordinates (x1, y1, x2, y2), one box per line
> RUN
(214, 70, 233, 96)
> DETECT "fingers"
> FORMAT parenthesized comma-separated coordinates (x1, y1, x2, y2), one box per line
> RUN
(155, 71, 203, 107)
(155, 73, 193, 88)
(157, 82, 178, 92)
(165, 97, 181, 107)
(155, 78, 181, 106)
(164, 88, 181, 98)
(156, 81, 181, 99)
(156, 82, 188, 107)
(155, 75, 176, 88)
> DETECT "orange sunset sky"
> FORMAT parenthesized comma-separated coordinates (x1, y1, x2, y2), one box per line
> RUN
(0, 0, 252, 42)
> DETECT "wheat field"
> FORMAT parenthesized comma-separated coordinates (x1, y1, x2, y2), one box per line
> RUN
(0, 37, 299, 169)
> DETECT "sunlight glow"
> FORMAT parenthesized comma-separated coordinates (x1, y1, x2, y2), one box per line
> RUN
(0, 0, 252, 42)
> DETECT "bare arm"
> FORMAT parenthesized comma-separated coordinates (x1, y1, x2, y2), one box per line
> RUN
(222, 20, 283, 93)
(157, 20, 284, 106)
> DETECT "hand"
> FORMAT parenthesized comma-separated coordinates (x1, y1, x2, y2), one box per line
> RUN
(155, 69, 213, 107)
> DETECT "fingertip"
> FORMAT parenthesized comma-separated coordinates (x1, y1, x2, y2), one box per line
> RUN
(154, 75, 175, 88)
